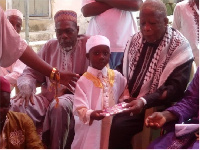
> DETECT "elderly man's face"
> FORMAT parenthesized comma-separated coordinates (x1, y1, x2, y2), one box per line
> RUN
(0, 92, 10, 124)
(8, 15, 22, 34)
(140, 8, 168, 43)
(55, 21, 79, 50)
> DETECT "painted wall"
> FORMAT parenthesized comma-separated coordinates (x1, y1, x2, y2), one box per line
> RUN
(50, 0, 90, 34)
(0, 0, 6, 10)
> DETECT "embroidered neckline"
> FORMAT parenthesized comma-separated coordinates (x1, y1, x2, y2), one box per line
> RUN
(188, 1, 199, 42)
(83, 69, 115, 88)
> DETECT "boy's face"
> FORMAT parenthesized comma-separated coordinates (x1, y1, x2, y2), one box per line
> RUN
(87, 45, 110, 70)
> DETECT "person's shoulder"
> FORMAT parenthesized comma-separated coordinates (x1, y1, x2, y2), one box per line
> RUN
(112, 69, 124, 77)
(7, 111, 32, 123)
(176, 0, 189, 7)
(45, 38, 58, 45)
(40, 38, 58, 51)
(170, 27, 187, 40)
(77, 34, 90, 43)
(8, 111, 29, 118)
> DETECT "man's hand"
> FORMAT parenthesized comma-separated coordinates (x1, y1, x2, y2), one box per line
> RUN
(90, 110, 105, 121)
(12, 84, 34, 107)
(59, 72, 80, 92)
(145, 112, 166, 129)
(124, 98, 145, 114)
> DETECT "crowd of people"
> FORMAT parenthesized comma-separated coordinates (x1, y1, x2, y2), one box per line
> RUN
(0, 0, 199, 149)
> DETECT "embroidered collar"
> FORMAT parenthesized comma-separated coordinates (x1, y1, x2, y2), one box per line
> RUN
(83, 67, 115, 88)
(87, 66, 107, 78)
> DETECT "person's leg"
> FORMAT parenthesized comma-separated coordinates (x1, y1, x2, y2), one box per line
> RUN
(109, 112, 144, 149)
(42, 94, 74, 149)
(109, 52, 124, 69)
(10, 94, 48, 124)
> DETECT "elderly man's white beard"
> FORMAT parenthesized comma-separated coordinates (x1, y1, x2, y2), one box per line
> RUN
(62, 46, 73, 52)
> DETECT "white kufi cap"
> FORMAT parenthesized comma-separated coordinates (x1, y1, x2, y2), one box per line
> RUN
(5, 9, 23, 20)
(86, 35, 110, 53)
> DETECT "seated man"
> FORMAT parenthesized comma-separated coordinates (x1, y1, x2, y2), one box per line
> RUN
(0, 76, 43, 149)
(109, 0, 194, 148)
(0, 9, 26, 90)
(145, 68, 199, 149)
(10, 10, 89, 149)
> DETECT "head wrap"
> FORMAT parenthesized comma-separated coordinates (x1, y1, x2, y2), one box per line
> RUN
(54, 10, 77, 23)
(86, 35, 110, 53)
(5, 9, 23, 20)
(0, 76, 10, 93)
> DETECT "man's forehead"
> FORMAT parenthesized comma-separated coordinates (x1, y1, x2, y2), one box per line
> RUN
(55, 20, 76, 29)
(140, 7, 163, 17)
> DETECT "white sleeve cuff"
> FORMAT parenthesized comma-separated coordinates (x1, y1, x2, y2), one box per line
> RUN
(139, 97, 147, 106)
(85, 109, 94, 124)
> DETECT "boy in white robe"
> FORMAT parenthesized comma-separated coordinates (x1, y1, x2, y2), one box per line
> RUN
(71, 35, 128, 149)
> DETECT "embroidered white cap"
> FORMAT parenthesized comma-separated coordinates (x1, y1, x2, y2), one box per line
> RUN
(86, 35, 110, 53)
(5, 9, 23, 20)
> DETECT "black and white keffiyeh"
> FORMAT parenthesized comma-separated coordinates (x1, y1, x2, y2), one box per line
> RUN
(123, 26, 193, 97)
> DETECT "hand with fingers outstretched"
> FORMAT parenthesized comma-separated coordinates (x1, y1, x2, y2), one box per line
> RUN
(12, 84, 34, 108)
(145, 111, 177, 129)
(145, 112, 167, 129)
(59, 72, 80, 93)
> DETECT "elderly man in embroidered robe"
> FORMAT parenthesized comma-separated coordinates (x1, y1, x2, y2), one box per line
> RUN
(0, 76, 44, 149)
(0, 7, 79, 88)
(10, 10, 89, 149)
(0, 9, 26, 90)
(109, 0, 194, 149)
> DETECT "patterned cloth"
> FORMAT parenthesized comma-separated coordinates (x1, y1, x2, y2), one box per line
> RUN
(1, 111, 43, 149)
(54, 10, 77, 23)
(123, 26, 193, 98)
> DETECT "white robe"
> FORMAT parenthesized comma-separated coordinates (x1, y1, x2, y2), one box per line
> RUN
(172, 0, 199, 66)
(82, 0, 138, 53)
(72, 66, 127, 149)
(0, 59, 26, 87)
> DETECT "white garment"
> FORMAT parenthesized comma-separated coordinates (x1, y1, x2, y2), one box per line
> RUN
(82, 0, 138, 53)
(172, 0, 199, 66)
(72, 66, 127, 149)
(0, 59, 26, 87)
(0, 7, 27, 67)
(175, 124, 199, 137)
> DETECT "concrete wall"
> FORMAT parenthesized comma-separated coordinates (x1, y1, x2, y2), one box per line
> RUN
(50, 0, 90, 34)
(0, 0, 6, 10)
(20, 0, 89, 34)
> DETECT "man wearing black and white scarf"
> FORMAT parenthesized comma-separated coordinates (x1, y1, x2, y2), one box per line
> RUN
(109, 0, 194, 149)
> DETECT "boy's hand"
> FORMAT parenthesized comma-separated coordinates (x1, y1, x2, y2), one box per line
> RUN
(90, 110, 105, 120)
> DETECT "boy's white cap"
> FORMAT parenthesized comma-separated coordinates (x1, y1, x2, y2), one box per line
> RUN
(5, 9, 23, 20)
(86, 35, 110, 53)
